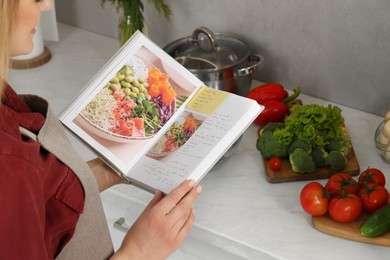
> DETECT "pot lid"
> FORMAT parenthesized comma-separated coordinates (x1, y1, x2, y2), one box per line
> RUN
(164, 27, 250, 70)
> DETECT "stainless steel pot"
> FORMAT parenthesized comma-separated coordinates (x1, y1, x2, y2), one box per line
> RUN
(164, 27, 264, 96)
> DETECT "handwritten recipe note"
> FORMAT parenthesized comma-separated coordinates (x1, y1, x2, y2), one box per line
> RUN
(130, 87, 247, 193)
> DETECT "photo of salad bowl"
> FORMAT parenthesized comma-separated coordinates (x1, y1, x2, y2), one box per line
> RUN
(78, 55, 177, 143)
(148, 111, 205, 158)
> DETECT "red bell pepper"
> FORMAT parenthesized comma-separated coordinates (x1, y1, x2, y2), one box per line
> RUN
(247, 83, 301, 126)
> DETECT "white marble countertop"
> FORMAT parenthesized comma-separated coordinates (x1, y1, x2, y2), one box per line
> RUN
(9, 23, 390, 259)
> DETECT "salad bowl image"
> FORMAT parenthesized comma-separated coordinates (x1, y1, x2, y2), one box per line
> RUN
(79, 57, 176, 143)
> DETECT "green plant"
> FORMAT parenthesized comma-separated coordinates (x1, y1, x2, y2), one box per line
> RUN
(100, 0, 172, 45)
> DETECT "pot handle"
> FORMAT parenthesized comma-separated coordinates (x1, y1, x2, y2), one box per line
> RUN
(236, 54, 264, 77)
(191, 27, 219, 51)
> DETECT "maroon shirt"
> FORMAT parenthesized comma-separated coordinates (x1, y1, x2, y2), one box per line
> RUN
(0, 84, 85, 259)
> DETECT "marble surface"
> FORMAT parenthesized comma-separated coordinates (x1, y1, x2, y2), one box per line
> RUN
(9, 23, 390, 259)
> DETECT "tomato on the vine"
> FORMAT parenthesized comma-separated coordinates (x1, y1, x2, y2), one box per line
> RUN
(300, 182, 329, 217)
(325, 173, 359, 197)
(358, 167, 386, 187)
(268, 157, 282, 171)
(328, 193, 362, 223)
(359, 183, 389, 213)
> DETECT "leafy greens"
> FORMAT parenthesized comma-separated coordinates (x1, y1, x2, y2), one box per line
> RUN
(273, 104, 345, 148)
(131, 95, 161, 136)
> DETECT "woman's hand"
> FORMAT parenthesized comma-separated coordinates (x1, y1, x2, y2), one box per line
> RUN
(87, 158, 126, 192)
(111, 179, 202, 260)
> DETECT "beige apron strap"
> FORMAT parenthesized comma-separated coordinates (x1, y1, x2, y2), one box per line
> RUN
(19, 126, 38, 142)
(19, 95, 114, 259)
(39, 107, 114, 260)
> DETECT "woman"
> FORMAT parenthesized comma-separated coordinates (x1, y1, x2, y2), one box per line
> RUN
(0, 1, 202, 259)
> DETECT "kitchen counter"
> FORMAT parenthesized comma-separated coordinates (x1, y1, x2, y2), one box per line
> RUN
(9, 23, 390, 259)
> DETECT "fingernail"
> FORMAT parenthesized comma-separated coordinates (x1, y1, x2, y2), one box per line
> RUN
(196, 185, 202, 193)
(188, 179, 195, 187)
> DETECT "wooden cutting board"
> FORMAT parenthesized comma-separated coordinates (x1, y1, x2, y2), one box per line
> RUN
(264, 147, 360, 183)
(312, 211, 390, 247)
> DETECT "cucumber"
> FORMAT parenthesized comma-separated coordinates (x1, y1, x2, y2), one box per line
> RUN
(360, 203, 390, 238)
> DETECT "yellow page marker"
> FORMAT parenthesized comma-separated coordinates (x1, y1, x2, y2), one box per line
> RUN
(186, 86, 228, 115)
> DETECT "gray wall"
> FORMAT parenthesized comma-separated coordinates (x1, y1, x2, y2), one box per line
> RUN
(55, 0, 390, 116)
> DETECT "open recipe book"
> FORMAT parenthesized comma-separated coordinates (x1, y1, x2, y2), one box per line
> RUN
(60, 31, 263, 194)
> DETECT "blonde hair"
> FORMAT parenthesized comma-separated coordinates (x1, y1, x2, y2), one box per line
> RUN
(0, 0, 19, 98)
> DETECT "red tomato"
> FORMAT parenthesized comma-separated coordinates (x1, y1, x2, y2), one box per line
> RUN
(268, 157, 282, 171)
(325, 173, 359, 197)
(358, 167, 386, 187)
(359, 183, 389, 213)
(328, 194, 362, 223)
(300, 182, 329, 217)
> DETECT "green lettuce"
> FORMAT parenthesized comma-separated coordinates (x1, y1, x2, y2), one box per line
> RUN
(273, 104, 344, 148)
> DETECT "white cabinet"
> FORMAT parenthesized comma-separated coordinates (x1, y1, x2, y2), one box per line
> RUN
(101, 188, 249, 260)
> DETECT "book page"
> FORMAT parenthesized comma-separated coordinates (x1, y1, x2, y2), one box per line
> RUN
(60, 31, 262, 194)
(61, 31, 204, 175)
(126, 87, 261, 194)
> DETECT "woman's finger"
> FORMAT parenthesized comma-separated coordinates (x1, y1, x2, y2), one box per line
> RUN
(167, 185, 202, 232)
(175, 208, 195, 242)
(159, 179, 196, 214)
(144, 190, 165, 211)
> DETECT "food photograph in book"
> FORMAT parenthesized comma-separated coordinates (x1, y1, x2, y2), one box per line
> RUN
(147, 110, 205, 159)
(72, 45, 198, 165)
